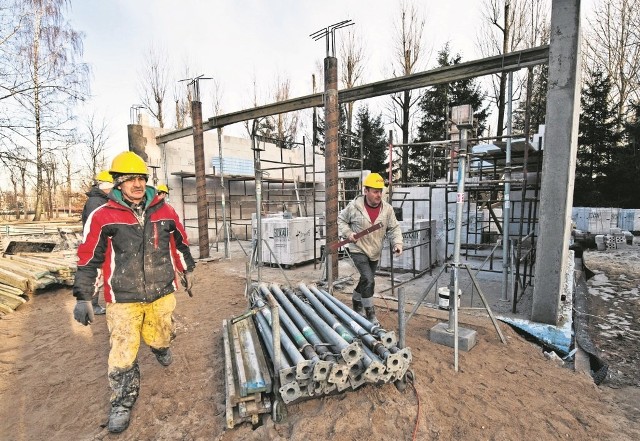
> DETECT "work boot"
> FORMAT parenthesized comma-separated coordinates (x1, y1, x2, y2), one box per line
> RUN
(93, 305, 106, 315)
(352, 291, 365, 315)
(152, 347, 173, 366)
(108, 405, 131, 433)
(352, 299, 364, 315)
(365, 306, 380, 326)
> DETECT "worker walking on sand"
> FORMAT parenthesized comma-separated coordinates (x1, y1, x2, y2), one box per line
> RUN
(337, 172, 403, 325)
(72, 151, 196, 434)
(81, 170, 114, 315)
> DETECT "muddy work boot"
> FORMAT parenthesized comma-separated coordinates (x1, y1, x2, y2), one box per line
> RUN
(351, 292, 365, 316)
(108, 405, 131, 433)
(151, 347, 173, 366)
(107, 364, 139, 433)
(364, 306, 380, 326)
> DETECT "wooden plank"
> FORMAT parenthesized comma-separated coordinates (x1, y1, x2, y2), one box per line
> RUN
(0, 267, 29, 291)
(5, 255, 66, 272)
(0, 283, 25, 296)
(0, 259, 49, 280)
(222, 320, 237, 429)
(230, 318, 249, 397)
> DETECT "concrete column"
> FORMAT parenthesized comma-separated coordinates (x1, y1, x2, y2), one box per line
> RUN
(191, 99, 210, 259)
(324, 56, 339, 289)
(532, 0, 581, 324)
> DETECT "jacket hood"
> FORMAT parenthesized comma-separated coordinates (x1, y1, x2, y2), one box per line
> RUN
(85, 185, 109, 199)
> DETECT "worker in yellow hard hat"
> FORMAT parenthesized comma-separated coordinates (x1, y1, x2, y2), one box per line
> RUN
(156, 184, 169, 200)
(337, 172, 403, 326)
(72, 150, 196, 433)
(81, 169, 116, 316)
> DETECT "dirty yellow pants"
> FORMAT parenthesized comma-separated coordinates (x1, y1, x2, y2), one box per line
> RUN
(106, 293, 176, 372)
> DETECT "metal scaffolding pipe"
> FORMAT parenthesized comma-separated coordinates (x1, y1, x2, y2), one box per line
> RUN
(254, 311, 297, 385)
(298, 283, 353, 343)
(309, 286, 391, 361)
(283, 287, 362, 366)
(316, 287, 397, 348)
(256, 299, 309, 376)
(273, 285, 336, 362)
(258, 284, 318, 361)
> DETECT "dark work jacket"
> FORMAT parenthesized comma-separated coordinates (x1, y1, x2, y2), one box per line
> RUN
(73, 186, 195, 303)
(81, 185, 109, 226)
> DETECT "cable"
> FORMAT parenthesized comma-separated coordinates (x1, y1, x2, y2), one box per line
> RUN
(409, 376, 421, 441)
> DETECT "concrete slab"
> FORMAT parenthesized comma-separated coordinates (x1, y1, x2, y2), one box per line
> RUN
(429, 322, 477, 351)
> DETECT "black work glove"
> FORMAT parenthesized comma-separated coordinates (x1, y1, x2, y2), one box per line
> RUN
(73, 300, 94, 326)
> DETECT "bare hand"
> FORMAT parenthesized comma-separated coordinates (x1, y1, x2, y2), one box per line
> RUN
(393, 244, 403, 257)
(348, 233, 357, 243)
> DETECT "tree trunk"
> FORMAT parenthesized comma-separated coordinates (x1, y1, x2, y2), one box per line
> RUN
(401, 89, 410, 182)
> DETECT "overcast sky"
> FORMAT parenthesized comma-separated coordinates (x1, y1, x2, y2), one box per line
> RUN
(68, 0, 594, 163)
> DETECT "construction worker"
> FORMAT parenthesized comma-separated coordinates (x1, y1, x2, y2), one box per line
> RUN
(72, 151, 196, 433)
(156, 183, 169, 200)
(337, 172, 403, 325)
(81, 170, 114, 315)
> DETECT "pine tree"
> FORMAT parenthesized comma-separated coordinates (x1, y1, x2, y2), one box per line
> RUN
(413, 44, 489, 182)
(513, 64, 548, 136)
(355, 105, 387, 175)
(574, 69, 620, 206)
(605, 102, 640, 208)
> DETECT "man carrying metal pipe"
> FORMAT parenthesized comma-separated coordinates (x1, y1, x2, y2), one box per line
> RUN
(337, 173, 403, 325)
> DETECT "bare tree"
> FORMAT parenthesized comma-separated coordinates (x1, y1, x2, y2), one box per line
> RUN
(477, 0, 531, 137)
(8, 0, 88, 220)
(585, 0, 640, 125)
(389, 0, 427, 182)
(339, 28, 366, 160)
(267, 74, 299, 144)
(81, 112, 110, 179)
(139, 45, 169, 128)
(58, 139, 77, 215)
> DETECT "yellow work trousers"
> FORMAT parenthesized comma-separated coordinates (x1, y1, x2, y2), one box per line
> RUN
(106, 293, 176, 372)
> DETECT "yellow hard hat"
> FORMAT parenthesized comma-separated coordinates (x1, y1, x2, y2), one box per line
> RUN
(157, 184, 169, 194)
(95, 170, 113, 183)
(363, 172, 385, 189)
(109, 151, 149, 175)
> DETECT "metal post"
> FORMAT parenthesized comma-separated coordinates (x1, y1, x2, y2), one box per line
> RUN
(501, 71, 513, 302)
(217, 128, 230, 258)
(448, 128, 469, 372)
(252, 126, 263, 282)
(398, 287, 406, 349)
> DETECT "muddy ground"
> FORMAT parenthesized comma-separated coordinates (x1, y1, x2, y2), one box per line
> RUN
(1, 243, 639, 440)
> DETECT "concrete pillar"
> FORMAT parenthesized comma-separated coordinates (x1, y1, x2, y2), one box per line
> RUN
(191, 99, 210, 259)
(324, 56, 339, 289)
(532, 0, 581, 324)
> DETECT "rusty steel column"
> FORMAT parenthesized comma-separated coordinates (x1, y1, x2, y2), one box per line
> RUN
(324, 56, 339, 291)
(191, 98, 210, 258)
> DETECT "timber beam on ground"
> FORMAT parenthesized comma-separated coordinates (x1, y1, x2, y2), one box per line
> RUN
(156, 45, 549, 144)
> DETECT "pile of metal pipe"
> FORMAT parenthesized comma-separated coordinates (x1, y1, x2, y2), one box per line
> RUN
(250, 282, 412, 404)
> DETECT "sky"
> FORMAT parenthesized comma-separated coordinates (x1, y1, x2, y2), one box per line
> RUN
(68, 0, 484, 160)
(67, 0, 595, 163)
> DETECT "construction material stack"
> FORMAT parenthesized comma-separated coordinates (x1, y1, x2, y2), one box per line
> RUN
(249, 282, 412, 405)
(222, 316, 273, 429)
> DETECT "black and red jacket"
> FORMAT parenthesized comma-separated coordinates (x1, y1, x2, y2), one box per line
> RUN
(73, 186, 195, 303)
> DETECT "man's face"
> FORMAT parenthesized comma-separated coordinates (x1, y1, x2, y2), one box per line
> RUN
(120, 177, 147, 204)
(158, 192, 167, 200)
(364, 187, 383, 207)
